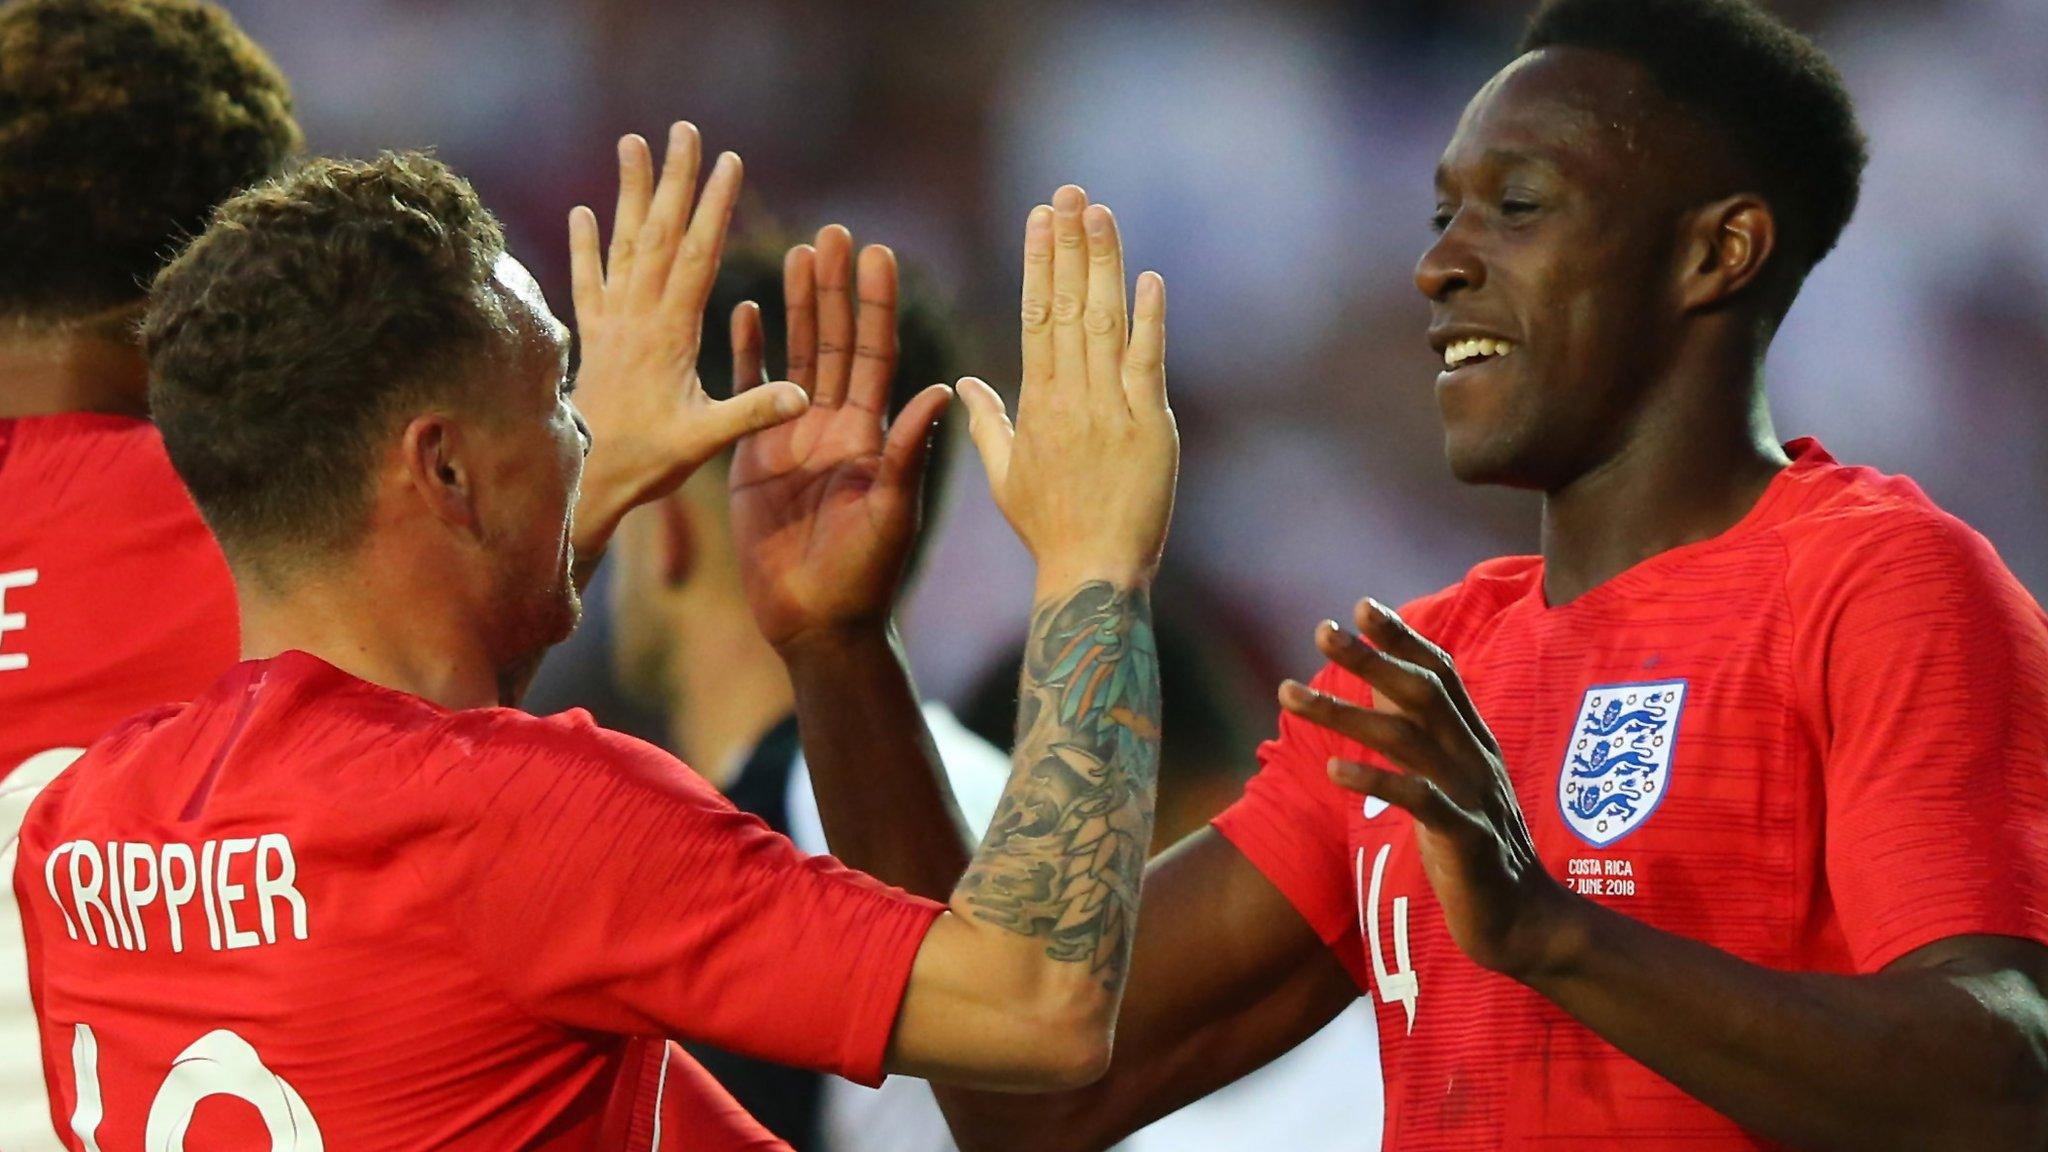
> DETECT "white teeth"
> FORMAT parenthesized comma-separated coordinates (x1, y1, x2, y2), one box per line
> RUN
(1442, 337, 1517, 369)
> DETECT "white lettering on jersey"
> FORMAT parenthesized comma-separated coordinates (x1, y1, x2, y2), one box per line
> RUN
(72, 1023, 325, 1150)
(1357, 844, 1417, 1034)
(46, 837, 309, 953)
(0, 569, 36, 673)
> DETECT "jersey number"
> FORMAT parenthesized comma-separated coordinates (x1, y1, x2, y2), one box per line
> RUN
(1357, 844, 1417, 1033)
(70, 1023, 324, 1151)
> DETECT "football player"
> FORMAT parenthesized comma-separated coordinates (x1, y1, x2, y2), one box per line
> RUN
(0, 3, 298, 1144)
(783, 2, 2048, 1148)
(16, 127, 1179, 1149)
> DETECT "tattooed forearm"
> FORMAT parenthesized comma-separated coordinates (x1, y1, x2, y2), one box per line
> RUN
(959, 581, 1161, 988)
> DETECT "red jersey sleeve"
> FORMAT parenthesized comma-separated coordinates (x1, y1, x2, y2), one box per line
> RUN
(1788, 509, 2048, 971)
(1212, 581, 1482, 955)
(1212, 661, 1362, 951)
(435, 711, 945, 1087)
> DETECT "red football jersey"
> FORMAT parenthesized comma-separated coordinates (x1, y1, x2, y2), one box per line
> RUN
(0, 413, 238, 780)
(1215, 440, 2048, 1150)
(0, 413, 239, 1151)
(14, 651, 943, 1150)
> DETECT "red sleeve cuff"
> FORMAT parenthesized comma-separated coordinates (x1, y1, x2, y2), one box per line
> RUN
(1212, 807, 1351, 950)
(835, 890, 946, 1087)
(1854, 906, 2048, 973)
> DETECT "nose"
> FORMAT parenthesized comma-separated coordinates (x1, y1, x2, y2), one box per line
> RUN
(1414, 217, 1483, 302)
(572, 406, 592, 457)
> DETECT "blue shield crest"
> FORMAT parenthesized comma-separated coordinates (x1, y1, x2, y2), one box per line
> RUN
(1556, 679, 1687, 848)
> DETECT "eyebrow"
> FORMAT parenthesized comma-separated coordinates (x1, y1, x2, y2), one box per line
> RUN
(1435, 147, 1562, 189)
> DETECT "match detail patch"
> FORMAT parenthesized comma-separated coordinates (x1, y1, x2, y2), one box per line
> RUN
(1556, 680, 1687, 849)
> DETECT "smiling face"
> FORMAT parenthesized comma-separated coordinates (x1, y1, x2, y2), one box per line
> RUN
(1417, 47, 1702, 490)
(469, 254, 589, 682)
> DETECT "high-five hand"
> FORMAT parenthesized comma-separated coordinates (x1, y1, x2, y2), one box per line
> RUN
(730, 226, 953, 652)
(958, 185, 1177, 595)
(1279, 598, 1575, 979)
(566, 122, 809, 561)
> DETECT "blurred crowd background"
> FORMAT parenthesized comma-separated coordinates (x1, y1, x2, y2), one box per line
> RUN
(219, 0, 2048, 757)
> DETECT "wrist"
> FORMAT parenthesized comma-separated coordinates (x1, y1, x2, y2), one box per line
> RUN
(1510, 874, 1603, 988)
(1032, 559, 1155, 602)
(774, 618, 901, 672)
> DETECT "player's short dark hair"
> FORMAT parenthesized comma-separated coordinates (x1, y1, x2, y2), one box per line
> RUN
(0, 0, 301, 324)
(145, 152, 511, 568)
(696, 240, 962, 580)
(1520, 0, 1867, 285)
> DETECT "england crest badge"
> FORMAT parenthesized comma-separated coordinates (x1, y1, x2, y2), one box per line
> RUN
(1557, 679, 1687, 848)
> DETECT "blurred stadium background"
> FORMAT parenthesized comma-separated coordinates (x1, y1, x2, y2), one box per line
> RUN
(218, 0, 2048, 741)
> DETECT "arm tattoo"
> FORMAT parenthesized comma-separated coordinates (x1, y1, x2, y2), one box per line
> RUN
(959, 581, 1161, 988)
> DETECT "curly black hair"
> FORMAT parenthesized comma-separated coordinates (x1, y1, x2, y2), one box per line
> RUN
(0, 0, 301, 324)
(145, 152, 509, 566)
(1520, 0, 1868, 281)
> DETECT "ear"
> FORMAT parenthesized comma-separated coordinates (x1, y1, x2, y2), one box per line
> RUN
(655, 492, 698, 588)
(1676, 194, 1777, 312)
(399, 414, 480, 536)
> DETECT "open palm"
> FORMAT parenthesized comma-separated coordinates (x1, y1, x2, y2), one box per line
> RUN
(730, 226, 951, 651)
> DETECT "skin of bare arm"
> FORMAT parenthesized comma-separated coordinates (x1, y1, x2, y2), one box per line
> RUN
(730, 185, 1181, 1090)
(730, 190, 1364, 1129)
(928, 829, 1360, 1150)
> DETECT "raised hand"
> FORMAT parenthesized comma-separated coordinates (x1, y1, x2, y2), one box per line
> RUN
(958, 185, 1177, 596)
(1278, 598, 1575, 979)
(729, 226, 952, 652)
(566, 122, 809, 559)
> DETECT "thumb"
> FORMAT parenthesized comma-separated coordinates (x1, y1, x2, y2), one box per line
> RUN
(881, 384, 954, 488)
(688, 381, 808, 459)
(956, 376, 1014, 492)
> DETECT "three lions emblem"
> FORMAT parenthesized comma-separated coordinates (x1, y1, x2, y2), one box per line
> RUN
(1557, 680, 1687, 848)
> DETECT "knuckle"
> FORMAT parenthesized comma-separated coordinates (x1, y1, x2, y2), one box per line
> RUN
(1055, 227, 1086, 250)
(1083, 304, 1119, 336)
(1051, 291, 1084, 324)
(677, 237, 709, 265)
(1021, 296, 1053, 329)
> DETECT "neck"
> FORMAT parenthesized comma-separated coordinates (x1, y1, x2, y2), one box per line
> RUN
(663, 593, 793, 789)
(0, 314, 149, 419)
(237, 543, 508, 712)
(1539, 348, 1789, 607)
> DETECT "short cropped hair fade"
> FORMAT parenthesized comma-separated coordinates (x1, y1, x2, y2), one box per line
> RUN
(0, 0, 301, 323)
(145, 152, 512, 568)
(1520, 0, 1868, 282)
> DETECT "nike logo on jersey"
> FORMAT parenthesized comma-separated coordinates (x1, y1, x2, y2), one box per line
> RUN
(1557, 680, 1687, 848)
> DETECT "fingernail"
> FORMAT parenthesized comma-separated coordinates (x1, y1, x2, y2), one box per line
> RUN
(774, 389, 807, 418)
(1084, 206, 1111, 236)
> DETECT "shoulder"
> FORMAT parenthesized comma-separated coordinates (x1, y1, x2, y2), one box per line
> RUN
(6, 413, 180, 490)
(1302, 555, 1541, 704)
(1773, 458, 2033, 613)
(432, 705, 721, 804)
